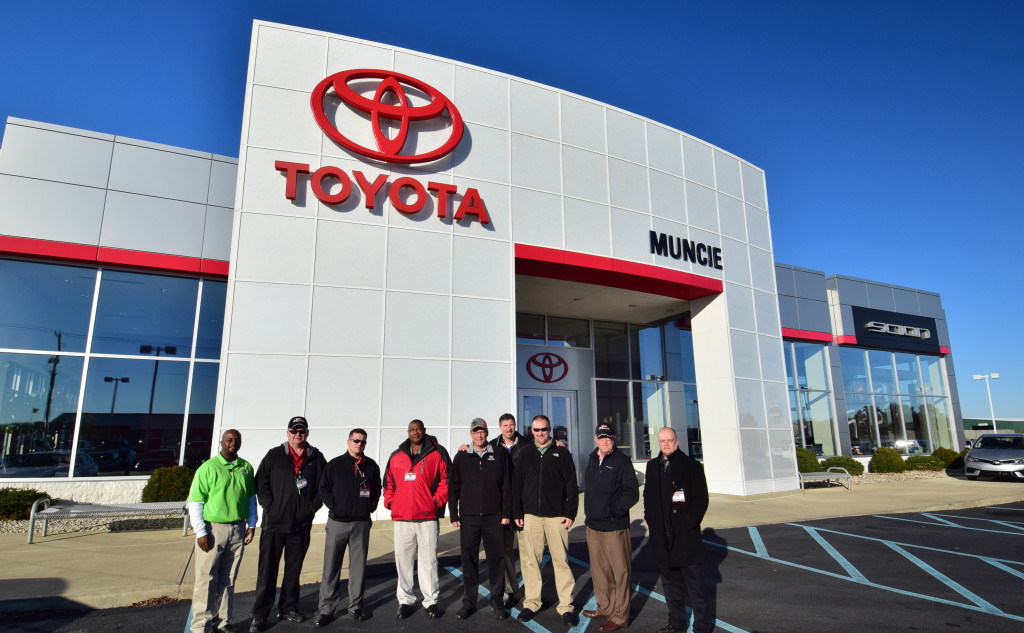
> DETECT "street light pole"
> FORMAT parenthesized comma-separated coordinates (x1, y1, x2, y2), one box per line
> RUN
(104, 376, 130, 414)
(972, 373, 1000, 432)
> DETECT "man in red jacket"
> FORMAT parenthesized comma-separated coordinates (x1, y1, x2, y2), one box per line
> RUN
(383, 419, 450, 620)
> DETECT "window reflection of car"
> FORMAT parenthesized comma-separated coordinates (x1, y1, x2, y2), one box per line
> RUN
(0, 451, 99, 478)
(965, 433, 1024, 480)
(133, 449, 179, 472)
(893, 440, 928, 454)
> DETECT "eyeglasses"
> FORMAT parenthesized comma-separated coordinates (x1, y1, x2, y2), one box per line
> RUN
(531, 427, 550, 433)
(288, 429, 307, 436)
(350, 438, 366, 444)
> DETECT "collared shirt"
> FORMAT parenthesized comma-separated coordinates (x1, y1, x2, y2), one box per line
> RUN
(289, 444, 306, 476)
(189, 453, 256, 524)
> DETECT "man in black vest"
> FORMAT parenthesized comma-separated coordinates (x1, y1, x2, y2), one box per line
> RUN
(249, 416, 327, 632)
(643, 427, 713, 633)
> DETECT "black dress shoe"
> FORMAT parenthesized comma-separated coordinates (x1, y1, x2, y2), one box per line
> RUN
(425, 605, 443, 619)
(562, 611, 578, 627)
(456, 607, 473, 620)
(517, 608, 535, 622)
(654, 627, 681, 633)
(313, 613, 333, 627)
(503, 594, 520, 609)
(350, 608, 369, 621)
(491, 605, 509, 620)
(219, 625, 240, 633)
(278, 609, 306, 623)
(397, 604, 414, 620)
(249, 616, 266, 633)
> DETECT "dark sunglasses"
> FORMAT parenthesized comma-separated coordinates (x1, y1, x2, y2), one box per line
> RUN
(288, 429, 308, 435)
(350, 438, 366, 444)
(532, 426, 550, 432)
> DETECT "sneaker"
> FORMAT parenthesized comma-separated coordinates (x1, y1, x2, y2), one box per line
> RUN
(517, 608, 535, 622)
(397, 604, 414, 620)
(456, 607, 473, 620)
(425, 605, 443, 619)
(562, 611, 578, 627)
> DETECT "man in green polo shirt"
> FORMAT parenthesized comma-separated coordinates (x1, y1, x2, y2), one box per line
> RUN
(188, 429, 258, 633)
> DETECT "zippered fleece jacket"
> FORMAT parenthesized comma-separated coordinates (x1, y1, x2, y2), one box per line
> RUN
(320, 452, 381, 522)
(448, 444, 512, 523)
(255, 443, 327, 533)
(383, 436, 451, 520)
(512, 440, 579, 520)
(583, 447, 639, 532)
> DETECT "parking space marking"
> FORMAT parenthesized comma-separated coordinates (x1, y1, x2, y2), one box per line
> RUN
(795, 525, 867, 583)
(884, 542, 1001, 614)
(710, 526, 1024, 624)
(987, 506, 1024, 511)
(923, 512, 1024, 532)
(873, 514, 1024, 536)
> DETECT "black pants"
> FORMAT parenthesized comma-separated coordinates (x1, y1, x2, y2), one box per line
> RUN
(659, 563, 713, 633)
(252, 530, 311, 617)
(459, 514, 506, 609)
(503, 523, 520, 596)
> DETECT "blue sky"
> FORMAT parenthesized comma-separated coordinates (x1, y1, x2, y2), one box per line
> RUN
(1, 1, 1021, 419)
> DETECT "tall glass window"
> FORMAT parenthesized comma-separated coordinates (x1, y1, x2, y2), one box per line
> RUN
(0, 259, 225, 479)
(784, 342, 837, 456)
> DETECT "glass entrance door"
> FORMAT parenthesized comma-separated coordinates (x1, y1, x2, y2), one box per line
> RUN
(517, 390, 577, 457)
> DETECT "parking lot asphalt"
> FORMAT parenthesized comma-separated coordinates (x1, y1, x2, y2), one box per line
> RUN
(1, 476, 1022, 632)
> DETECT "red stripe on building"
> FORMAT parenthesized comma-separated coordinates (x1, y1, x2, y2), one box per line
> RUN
(836, 335, 858, 346)
(514, 244, 722, 301)
(1, 235, 229, 277)
(780, 328, 833, 343)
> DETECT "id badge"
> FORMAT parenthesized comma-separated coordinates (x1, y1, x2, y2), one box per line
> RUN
(404, 472, 417, 481)
(672, 490, 686, 503)
(360, 487, 371, 498)
(296, 477, 308, 490)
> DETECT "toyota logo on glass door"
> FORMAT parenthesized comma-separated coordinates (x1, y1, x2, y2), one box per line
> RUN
(526, 353, 568, 384)
(311, 69, 464, 164)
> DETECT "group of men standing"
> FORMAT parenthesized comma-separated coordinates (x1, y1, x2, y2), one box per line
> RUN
(185, 415, 714, 633)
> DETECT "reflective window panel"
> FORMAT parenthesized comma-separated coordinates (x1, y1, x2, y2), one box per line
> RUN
(547, 316, 590, 348)
(873, 394, 900, 449)
(664, 321, 696, 384)
(792, 342, 830, 391)
(683, 384, 701, 459)
(919, 356, 946, 396)
(894, 353, 922, 396)
(868, 350, 896, 394)
(594, 322, 629, 379)
(839, 347, 869, 395)
(184, 362, 219, 468)
(195, 281, 227, 359)
(899, 396, 930, 454)
(0, 259, 96, 353)
(515, 313, 545, 345)
(926, 397, 954, 449)
(630, 325, 664, 381)
(0, 352, 84, 478)
(77, 357, 188, 476)
(91, 271, 198, 356)
(632, 381, 667, 461)
(845, 393, 878, 455)
(595, 380, 630, 454)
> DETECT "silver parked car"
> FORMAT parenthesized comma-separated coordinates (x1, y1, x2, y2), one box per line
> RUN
(965, 433, 1024, 480)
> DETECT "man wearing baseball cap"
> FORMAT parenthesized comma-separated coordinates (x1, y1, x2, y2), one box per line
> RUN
(449, 418, 513, 620)
(582, 423, 639, 631)
(249, 416, 327, 632)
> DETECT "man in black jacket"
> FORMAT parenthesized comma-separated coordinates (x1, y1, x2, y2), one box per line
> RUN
(449, 418, 512, 620)
(643, 427, 713, 633)
(313, 428, 381, 627)
(582, 423, 639, 631)
(512, 414, 579, 627)
(490, 413, 526, 608)
(249, 416, 327, 632)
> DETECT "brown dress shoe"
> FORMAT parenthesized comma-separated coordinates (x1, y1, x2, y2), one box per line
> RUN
(582, 610, 608, 619)
(597, 622, 626, 631)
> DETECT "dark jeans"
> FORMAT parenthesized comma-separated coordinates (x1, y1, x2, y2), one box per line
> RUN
(659, 563, 713, 633)
(252, 530, 311, 617)
(459, 514, 506, 608)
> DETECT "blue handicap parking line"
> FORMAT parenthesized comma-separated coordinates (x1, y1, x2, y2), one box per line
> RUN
(712, 525, 1024, 624)
(873, 513, 1024, 536)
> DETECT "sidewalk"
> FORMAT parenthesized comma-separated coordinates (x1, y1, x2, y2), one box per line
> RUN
(0, 476, 1021, 613)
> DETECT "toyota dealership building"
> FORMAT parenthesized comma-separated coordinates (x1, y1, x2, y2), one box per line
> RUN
(0, 21, 963, 503)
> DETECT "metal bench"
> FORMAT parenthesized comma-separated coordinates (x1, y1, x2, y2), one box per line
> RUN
(798, 466, 853, 491)
(27, 498, 188, 544)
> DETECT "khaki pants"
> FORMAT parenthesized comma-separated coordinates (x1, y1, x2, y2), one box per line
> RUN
(586, 526, 632, 626)
(190, 521, 247, 633)
(393, 519, 440, 608)
(518, 514, 574, 615)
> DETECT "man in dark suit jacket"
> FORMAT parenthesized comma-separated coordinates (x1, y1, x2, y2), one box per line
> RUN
(643, 427, 713, 633)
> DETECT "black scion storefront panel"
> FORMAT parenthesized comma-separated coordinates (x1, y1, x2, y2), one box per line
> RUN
(851, 306, 941, 354)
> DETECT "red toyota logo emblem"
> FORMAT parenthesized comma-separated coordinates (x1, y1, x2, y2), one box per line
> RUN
(526, 353, 568, 384)
(310, 69, 464, 164)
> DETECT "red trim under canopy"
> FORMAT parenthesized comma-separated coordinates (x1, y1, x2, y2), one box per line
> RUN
(514, 244, 722, 301)
(781, 328, 833, 343)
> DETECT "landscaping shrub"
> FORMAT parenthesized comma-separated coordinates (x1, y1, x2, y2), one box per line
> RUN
(931, 447, 960, 469)
(141, 465, 195, 502)
(796, 447, 824, 473)
(905, 455, 945, 471)
(821, 455, 865, 476)
(947, 447, 969, 471)
(0, 487, 52, 520)
(869, 447, 907, 473)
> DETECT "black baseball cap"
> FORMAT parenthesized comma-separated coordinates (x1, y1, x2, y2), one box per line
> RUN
(595, 423, 614, 438)
(288, 416, 309, 431)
